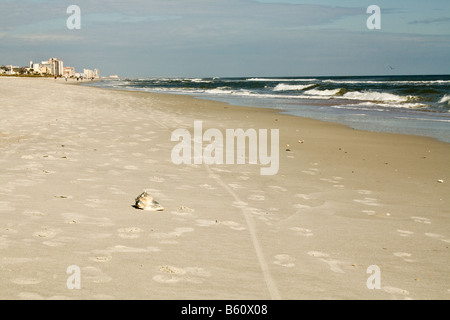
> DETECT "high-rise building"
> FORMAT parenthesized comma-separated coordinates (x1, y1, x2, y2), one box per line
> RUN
(48, 58, 64, 76)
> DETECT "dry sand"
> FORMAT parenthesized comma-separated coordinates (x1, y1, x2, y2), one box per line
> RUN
(0, 77, 449, 300)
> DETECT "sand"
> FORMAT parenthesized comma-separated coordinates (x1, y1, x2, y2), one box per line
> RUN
(0, 77, 449, 300)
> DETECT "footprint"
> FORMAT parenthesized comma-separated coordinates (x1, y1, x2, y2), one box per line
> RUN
(393, 252, 414, 262)
(150, 227, 194, 240)
(232, 201, 248, 208)
(295, 194, 311, 200)
(248, 194, 265, 201)
(353, 198, 380, 206)
(397, 230, 414, 238)
(171, 206, 195, 216)
(195, 219, 246, 231)
(221, 221, 246, 231)
(124, 165, 139, 170)
(82, 266, 112, 284)
(10, 275, 43, 285)
(293, 204, 311, 210)
(382, 286, 409, 297)
(200, 184, 217, 190)
(268, 186, 287, 192)
(153, 266, 210, 284)
(117, 227, 144, 239)
(33, 228, 60, 239)
(411, 216, 431, 224)
(425, 233, 450, 243)
(308, 251, 345, 274)
(290, 227, 313, 237)
(150, 176, 165, 183)
(16, 292, 45, 300)
(89, 256, 113, 263)
(273, 254, 295, 268)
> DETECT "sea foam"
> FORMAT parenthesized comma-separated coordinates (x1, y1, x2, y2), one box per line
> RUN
(273, 84, 314, 91)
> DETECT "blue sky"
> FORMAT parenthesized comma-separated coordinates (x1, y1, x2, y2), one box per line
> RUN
(0, 0, 449, 77)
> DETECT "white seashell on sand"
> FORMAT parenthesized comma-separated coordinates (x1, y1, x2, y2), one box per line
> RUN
(134, 191, 165, 211)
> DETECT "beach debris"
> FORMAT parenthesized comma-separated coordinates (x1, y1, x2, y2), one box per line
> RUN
(298, 140, 305, 144)
(134, 191, 165, 211)
(437, 179, 444, 183)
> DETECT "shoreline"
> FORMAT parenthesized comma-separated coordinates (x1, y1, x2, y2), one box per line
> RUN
(0, 77, 449, 300)
(77, 78, 450, 145)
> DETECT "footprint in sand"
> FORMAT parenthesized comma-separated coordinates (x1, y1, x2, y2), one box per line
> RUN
(200, 184, 217, 190)
(273, 254, 296, 268)
(153, 266, 210, 284)
(232, 201, 248, 209)
(89, 256, 113, 263)
(117, 227, 144, 239)
(394, 252, 414, 263)
(150, 176, 165, 183)
(411, 216, 431, 224)
(382, 286, 410, 298)
(62, 213, 113, 227)
(353, 198, 380, 207)
(10, 277, 43, 285)
(82, 266, 113, 284)
(248, 194, 265, 201)
(425, 233, 450, 243)
(195, 219, 246, 231)
(295, 194, 311, 200)
(150, 227, 195, 240)
(33, 228, 60, 239)
(397, 230, 414, 238)
(293, 204, 311, 210)
(290, 227, 314, 237)
(16, 292, 45, 300)
(124, 165, 139, 170)
(307, 251, 345, 274)
(171, 206, 195, 216)
(269, 186, 287, 192)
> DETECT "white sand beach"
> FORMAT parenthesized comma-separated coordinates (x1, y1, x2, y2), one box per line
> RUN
(0, 77, 449, 300)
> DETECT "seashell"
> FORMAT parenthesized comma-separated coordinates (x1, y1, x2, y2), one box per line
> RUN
(134, 191, 165, 211)
(437, 179, 444, 183)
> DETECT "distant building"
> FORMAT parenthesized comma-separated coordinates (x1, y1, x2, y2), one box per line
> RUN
(63, 67, 75, 78)
(83, 68, 99, 79)
(48, 58, 63, 76)
(29, 58, 64, 76)
(7, 65, 18, 75)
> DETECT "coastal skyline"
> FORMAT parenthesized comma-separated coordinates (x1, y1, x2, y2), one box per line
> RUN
(0, 0, 449, 78)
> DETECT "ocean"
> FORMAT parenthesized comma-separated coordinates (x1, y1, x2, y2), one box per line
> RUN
(84, 75, 450, 143)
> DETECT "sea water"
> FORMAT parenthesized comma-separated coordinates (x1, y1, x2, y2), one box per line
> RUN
(84, 75, 450, 143)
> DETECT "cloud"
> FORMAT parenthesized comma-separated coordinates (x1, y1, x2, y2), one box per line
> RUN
(409, 17, 450, 25)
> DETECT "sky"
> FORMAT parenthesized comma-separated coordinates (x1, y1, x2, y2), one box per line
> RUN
(0, 0, 449, 77)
